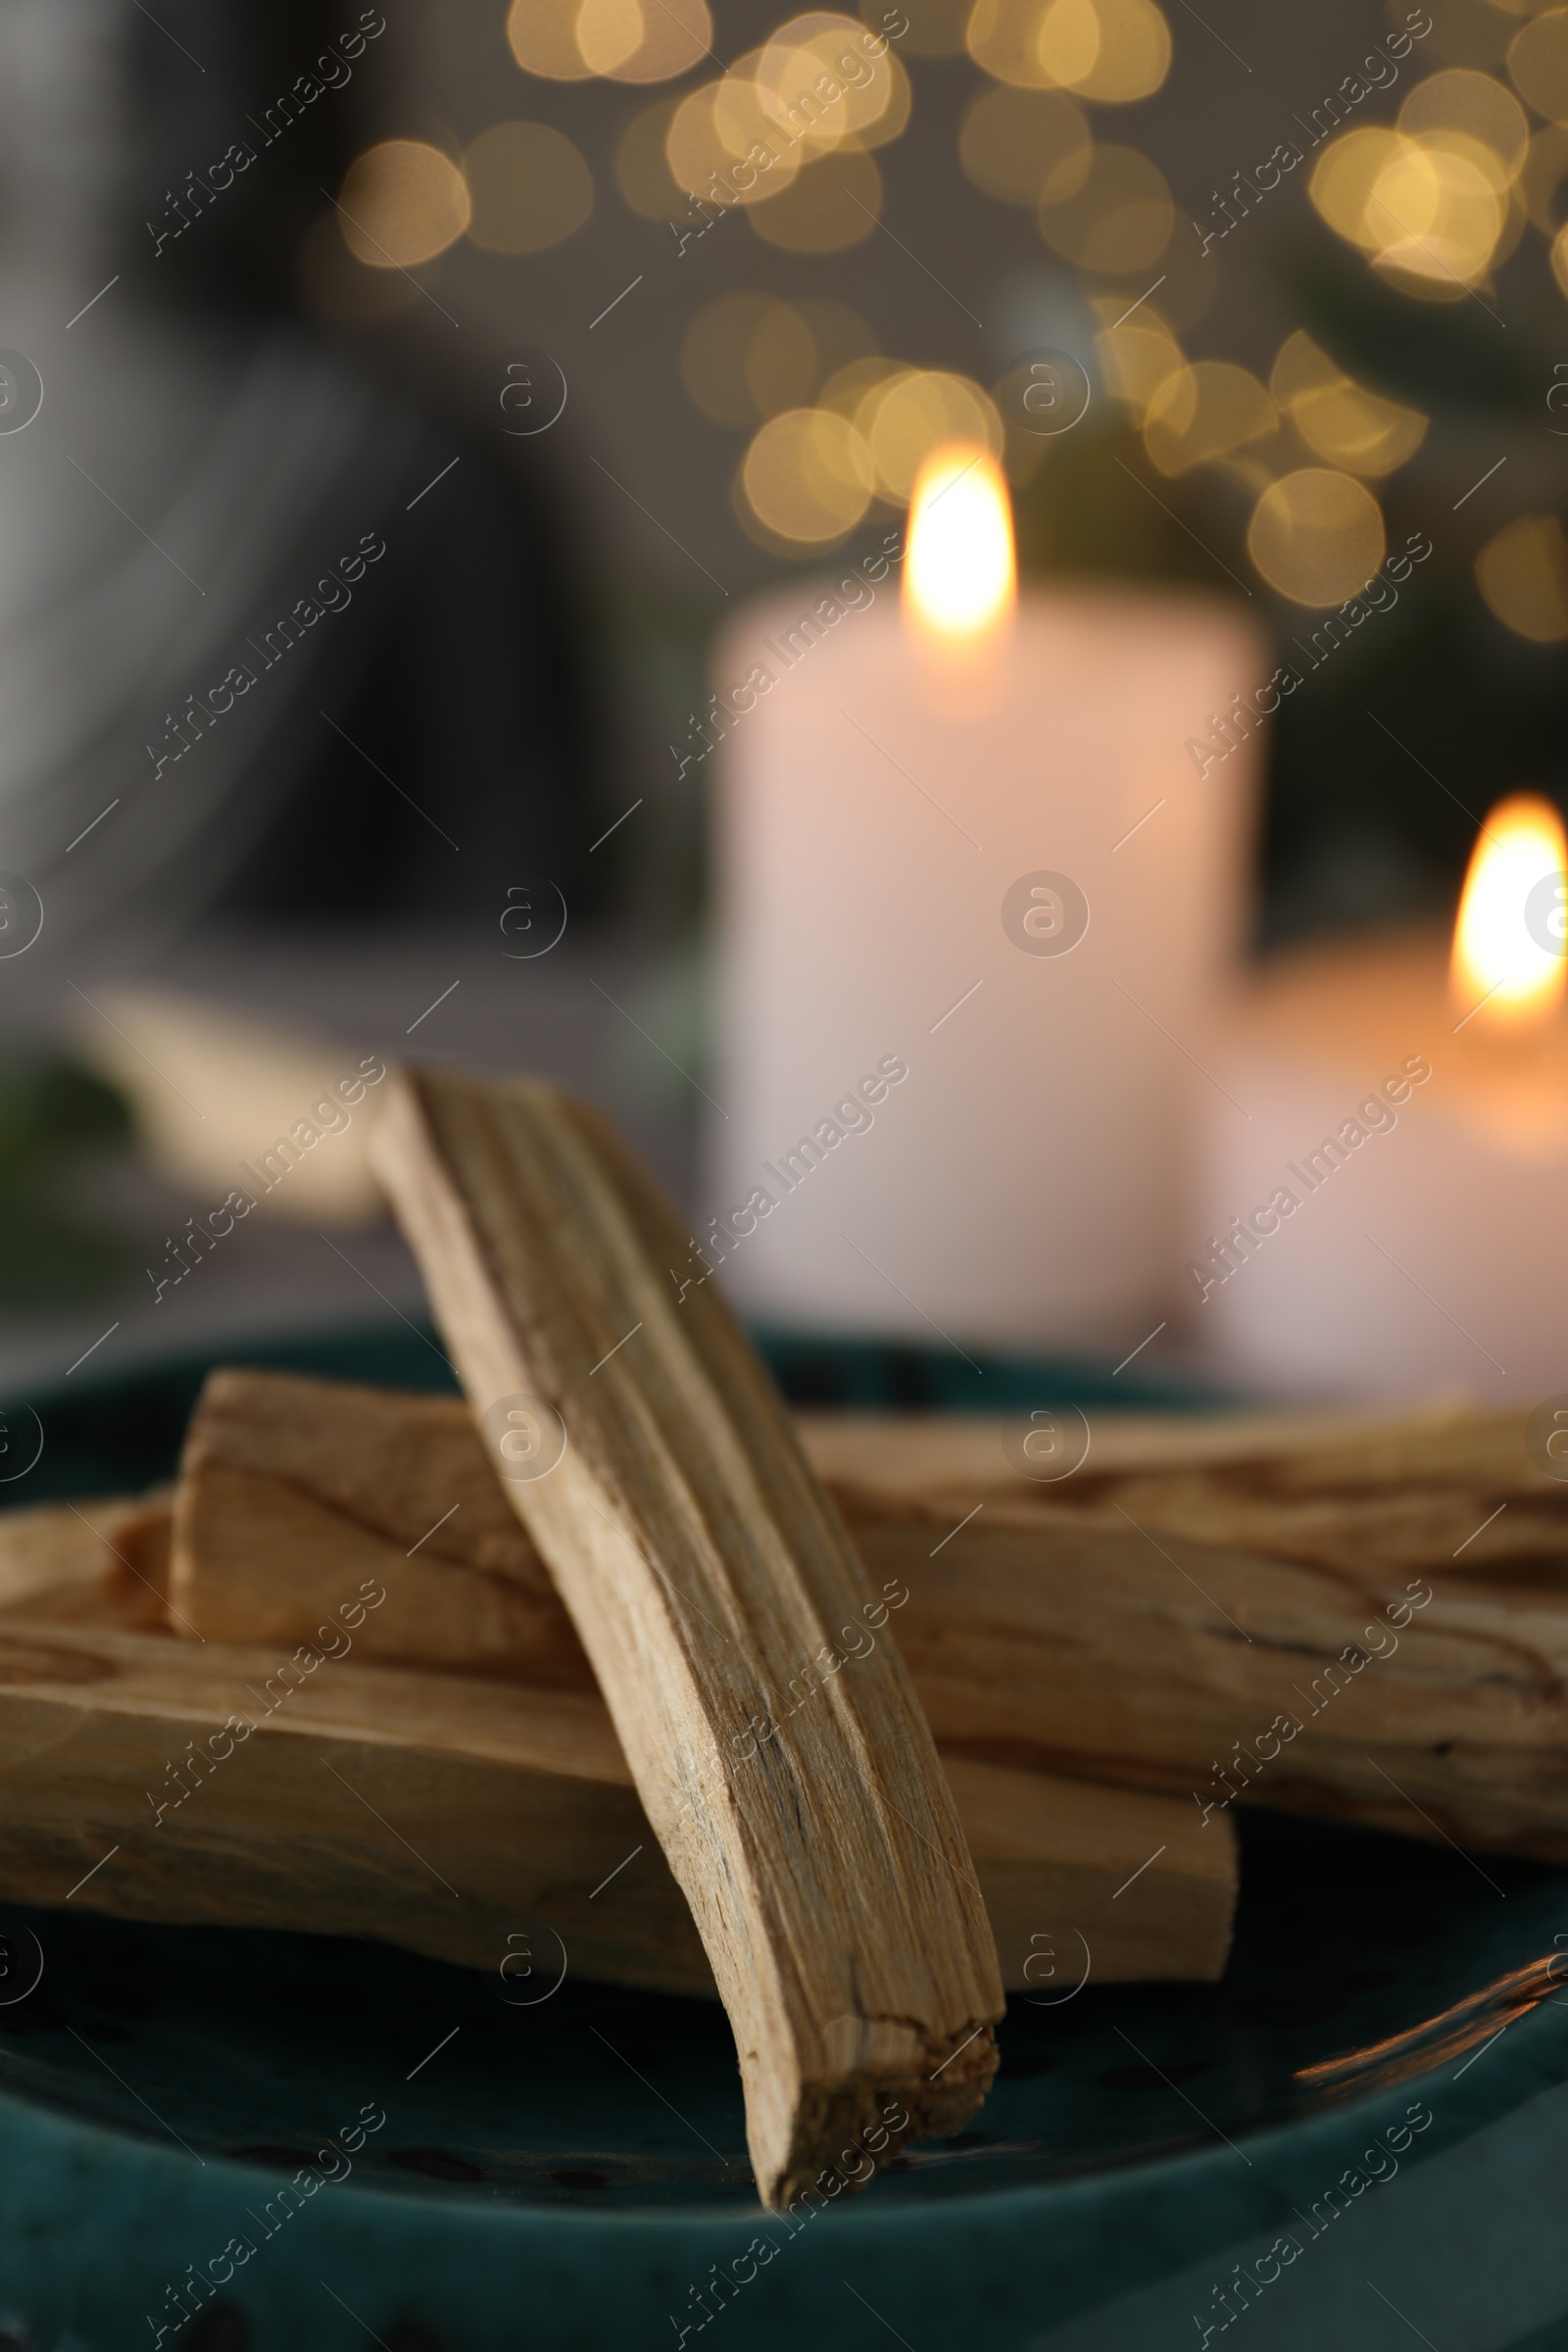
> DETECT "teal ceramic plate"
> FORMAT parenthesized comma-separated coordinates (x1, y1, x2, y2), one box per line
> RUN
(2, 1328, 1567, 2352)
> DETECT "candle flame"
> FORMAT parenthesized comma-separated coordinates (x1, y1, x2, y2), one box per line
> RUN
(1450, 791, 1568, 1030)
(904, 444, 1015, 648)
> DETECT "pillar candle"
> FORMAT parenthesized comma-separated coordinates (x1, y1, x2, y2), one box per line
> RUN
(1190, 796, 1568, 1402)
(705, 451, 1267, 1353)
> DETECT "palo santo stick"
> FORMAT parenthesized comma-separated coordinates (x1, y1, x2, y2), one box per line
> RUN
(171, 1373, 584, 1683)
(0, 1490, 172, 1631)
(173, 1373, 1568, 1863)
(0, 1577, 1236, 1991)
(172, 1376, 1568, 1672)
(370, 1070, 1004, 2210)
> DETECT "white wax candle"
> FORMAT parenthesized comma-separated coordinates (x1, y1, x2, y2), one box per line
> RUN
(1190, 926, 1568, 1402)
(706, 537, 1265, 1351)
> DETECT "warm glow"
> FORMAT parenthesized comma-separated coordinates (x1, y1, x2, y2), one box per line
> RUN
(904, 445, 1016, 647)
(1451, 792, 1568, 1030)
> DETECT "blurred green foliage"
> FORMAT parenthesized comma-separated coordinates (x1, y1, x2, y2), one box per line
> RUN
(0, 1057, 136, 1307)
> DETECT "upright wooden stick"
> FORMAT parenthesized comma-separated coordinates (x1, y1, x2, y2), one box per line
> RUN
(371, 1070, 1003, 2208)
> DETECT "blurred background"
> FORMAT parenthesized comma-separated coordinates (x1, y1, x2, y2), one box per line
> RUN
(0, 0, 1564, 1396)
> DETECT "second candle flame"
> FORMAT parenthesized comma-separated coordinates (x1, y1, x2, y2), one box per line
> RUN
(904, 444, 1016, 652)
(1451, 792, 1568, 1032)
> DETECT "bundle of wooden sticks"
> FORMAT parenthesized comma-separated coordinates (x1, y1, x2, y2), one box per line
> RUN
(2, 1068, 1562, 2208)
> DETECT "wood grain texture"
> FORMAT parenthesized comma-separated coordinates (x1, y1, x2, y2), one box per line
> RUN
(174, 1375, 1568, 1863)
(0, 1590, 1235, 1992)
(171, 1372, 582, 1682)
(370, 1070, 1003, 2208)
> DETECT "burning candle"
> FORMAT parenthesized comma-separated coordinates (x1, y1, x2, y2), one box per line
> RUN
(1191, 793, 1568, 1402)
(706, 448, 1267, 1353)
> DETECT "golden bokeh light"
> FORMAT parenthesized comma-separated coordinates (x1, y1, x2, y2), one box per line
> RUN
(1270, 330, 1429, 475)
(749, 146, 883, 249)
(1476, 514, 1568, 642)
(796, 296, 879, 377)
(575, 0, 715, 80)
(1400, 68, 1529, 181)
(1036, 0, 1102, 85)
(958, 86, 1092, 205)
(820, 353, 909, 422)
(615, 98, 688, 218)
(1247, 468, 1386, 607)
(336, 142, 471, 268)
(1091, 297, 1184, 417)
(1142, 361, 1275, 475)
(1136, 211, 1218, 329)
(756, 15, 911, 151)
(1451, 794, 1568, 1028)
(1374, 140, 1503, 285)
(966, 0, 1060, 87)
(966, 0, 1169, 97)
(681, 292, 832, 425)
(575, 0, 644, 74)
(1039, 143, 1174, 271)
(857, 368, 1004, 499)
(1510, 8, 1568, 123)
(1309, 126, 1405, 241)
(667, 70, 804, 206)
(463, 122, 593, 254)
(740, 407, 876, 542)
(1309, 123, 1504, 289)
(1054, 0, 1171, 101)
(507, 0, 595, 79)
(1553, 216, 1568, 291)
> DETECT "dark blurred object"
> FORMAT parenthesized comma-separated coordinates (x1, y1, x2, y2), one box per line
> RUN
(0, 1056, 134, 1306)
(0, 0, 606, 960)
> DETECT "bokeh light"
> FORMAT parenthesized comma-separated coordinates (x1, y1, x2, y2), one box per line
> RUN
(1091, 298, 1185, 417)
(1475, 514, 1568, 641)
(575, 0, 715, 81)
(680, 293, 873, 424)
(749, 147, 883, 249)
(957, 86, 1092, 205)
(820, 354, 910, 422)
(1399, 68, 1529, 182)
(615, 98, 688, 218)
(1133, 211, 1218, 329)
(1039, 143, 1174, 270)
(1309, 122, 1505, 291)
(1270, 330, 1429, 474)
(1247, 468, 1386, 607)
(757, 15, 911, 151)
(1510, 8, 1568, 124)
(1142, 361, 1274, 475)
(464, 122, 593, 253)
(507, 0, 595, 80)
(336, 142, 471, 268)
(508, 0, 712, 80)
(966, 0, 1170, 99)
(739, 407, 877, 542)
(744, 301, 826, 411)
(667, 62, 804, 206)
(846, 368, 1002, 500)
